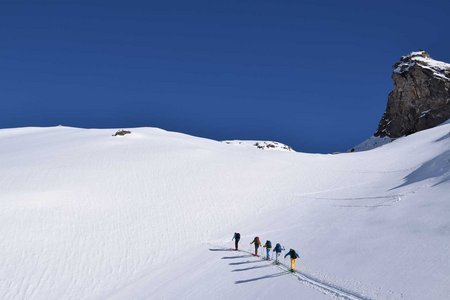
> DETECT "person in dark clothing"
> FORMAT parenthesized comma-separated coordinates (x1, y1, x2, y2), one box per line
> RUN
(232, 232, 241, 250)
(284, 248, 300, 271)
(262, 240, 272, 260)
(250, 236, 261, 256)
(272, 243, 285, 264)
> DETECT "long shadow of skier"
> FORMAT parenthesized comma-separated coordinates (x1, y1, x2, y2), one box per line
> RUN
(209, 248, 234, 252)
(229, 260, 267, 265)
(232, 264, 272, 272)
(221, 255, 251, 259)
(235, 271, 289, 284)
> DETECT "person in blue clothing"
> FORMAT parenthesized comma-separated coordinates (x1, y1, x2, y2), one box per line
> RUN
(272, 243, 285, 264)
(262, 240, 272, 260)
(284, 248, 300, 271)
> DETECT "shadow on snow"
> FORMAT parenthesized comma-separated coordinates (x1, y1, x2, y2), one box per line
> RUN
(222, 255, 251, 259)
(391, 150, 450, 189)
(229, 260, 267, 265)
(208, 248, 234, 252)
(235, 271, 289, 284)
(232, 264, 272, 272)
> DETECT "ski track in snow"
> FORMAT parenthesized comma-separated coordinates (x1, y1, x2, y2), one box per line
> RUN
(209, 245, 372, 300)
(295, 184, 429, 208)
(299, 195, 403, 208)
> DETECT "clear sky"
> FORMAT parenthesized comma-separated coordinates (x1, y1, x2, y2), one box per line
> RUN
(1, 0, 449, 153)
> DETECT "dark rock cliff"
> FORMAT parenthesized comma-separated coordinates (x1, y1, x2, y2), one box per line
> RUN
(375, 51, 450, 138)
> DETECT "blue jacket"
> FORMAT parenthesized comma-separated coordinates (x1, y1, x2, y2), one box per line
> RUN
(273, 243, 284, 253)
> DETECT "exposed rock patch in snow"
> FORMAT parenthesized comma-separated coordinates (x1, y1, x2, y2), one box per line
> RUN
(223, 140, 294, 152)
(113, 129, 131, 136)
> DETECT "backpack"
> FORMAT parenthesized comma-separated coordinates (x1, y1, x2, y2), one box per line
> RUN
(266, 240, 272, 248)
(274, 243, 282, 252)
(291, 250, 299, 259)
(235, 233, 241, 240)
(255, 237, 260, 245)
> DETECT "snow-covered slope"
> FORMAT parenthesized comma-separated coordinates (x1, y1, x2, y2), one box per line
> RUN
(0, 124, 449, 299)
(350, 135, 394, 152)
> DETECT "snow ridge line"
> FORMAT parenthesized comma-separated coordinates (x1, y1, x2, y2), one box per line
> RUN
(209, 244, 371, 300)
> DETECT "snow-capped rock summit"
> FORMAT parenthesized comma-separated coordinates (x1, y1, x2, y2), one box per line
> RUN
(375, 50, 450, 138)
(392, 51, 450, 79)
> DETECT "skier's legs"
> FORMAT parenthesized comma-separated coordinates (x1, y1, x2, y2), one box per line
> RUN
(290, 258, 296, 271)
(266, 248, 270, 259)
(235, 240, 239, 250)
(254, 244, 258, 255)
(275, 252, 280, 263)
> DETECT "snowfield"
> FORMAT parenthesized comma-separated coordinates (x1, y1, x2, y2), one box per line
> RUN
(0, 123, 449, 299)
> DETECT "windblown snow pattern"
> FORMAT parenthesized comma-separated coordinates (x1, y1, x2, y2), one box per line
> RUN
(0, 123, 449, 299)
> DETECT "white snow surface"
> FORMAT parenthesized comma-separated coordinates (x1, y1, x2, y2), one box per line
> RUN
(1, 125, 450, 299)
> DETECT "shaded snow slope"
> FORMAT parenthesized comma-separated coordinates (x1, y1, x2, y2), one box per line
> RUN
(0, 125, 449, 299)
(350, 135, 394, 152)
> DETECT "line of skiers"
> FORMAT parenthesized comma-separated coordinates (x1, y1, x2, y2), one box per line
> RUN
(232, 232, 300, 271)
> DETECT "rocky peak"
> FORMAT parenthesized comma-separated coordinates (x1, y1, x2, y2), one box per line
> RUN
(375, 51, 450, 138)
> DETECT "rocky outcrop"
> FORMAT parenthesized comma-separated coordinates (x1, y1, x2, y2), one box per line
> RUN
(113, 129, 131, 136)
(253, 141, 293, 151)
(223, 140, 294, 152)
(375, 51, 450, 138)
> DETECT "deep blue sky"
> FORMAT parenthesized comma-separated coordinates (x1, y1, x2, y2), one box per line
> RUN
(1, 1, 449, 152)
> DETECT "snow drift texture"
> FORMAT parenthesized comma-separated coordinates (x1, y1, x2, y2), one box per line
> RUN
(1, 124, 449, 299)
